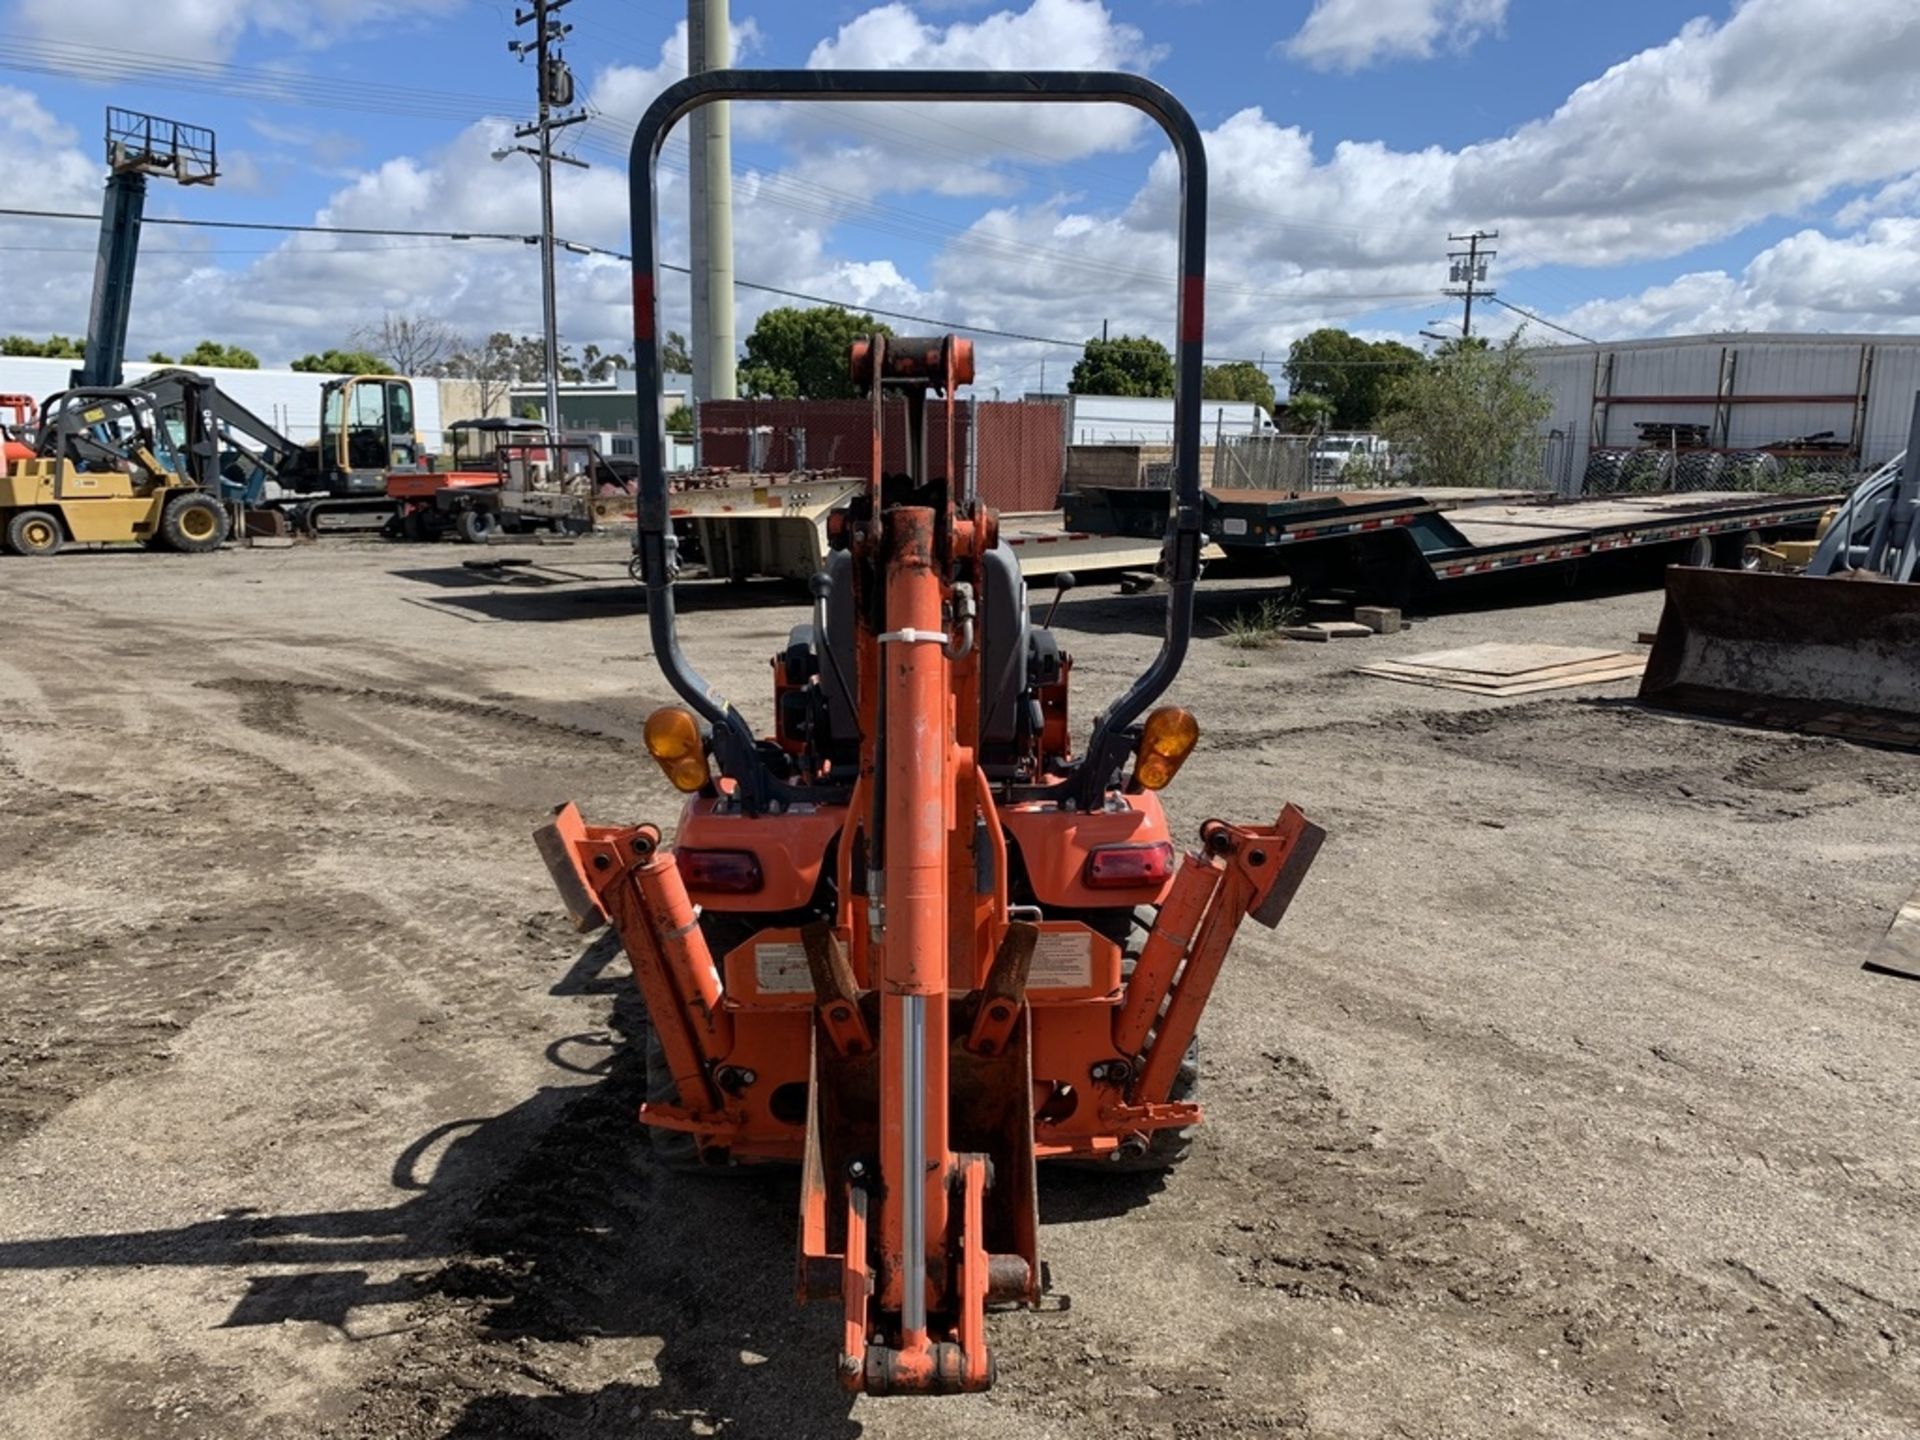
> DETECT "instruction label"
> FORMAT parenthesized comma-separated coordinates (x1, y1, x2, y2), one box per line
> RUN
(1028, 930, 1094, 991)
(754, 941, 813, 994)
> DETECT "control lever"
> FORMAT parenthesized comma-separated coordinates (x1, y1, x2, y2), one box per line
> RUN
(1041, 571, 1076, 628)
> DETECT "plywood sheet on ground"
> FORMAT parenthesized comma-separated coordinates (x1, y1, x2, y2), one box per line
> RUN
(1357, 641, 1645, 695)
(1368, 643, 1621, 677)
(1864, 881, 1920, 981)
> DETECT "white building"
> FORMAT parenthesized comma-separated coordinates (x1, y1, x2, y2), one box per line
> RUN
(0, 356, 444, 444)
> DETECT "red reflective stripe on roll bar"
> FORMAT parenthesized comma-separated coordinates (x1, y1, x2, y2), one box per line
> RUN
(634, 272, 655, 341)
(1181, 274, 1205, 341)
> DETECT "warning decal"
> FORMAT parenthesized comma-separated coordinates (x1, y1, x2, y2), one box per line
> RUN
(1028, 930, 1094, 990)
(754, 941, 813, 994)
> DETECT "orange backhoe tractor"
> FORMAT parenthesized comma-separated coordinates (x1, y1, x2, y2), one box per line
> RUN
(537, 69, 1324, 1396)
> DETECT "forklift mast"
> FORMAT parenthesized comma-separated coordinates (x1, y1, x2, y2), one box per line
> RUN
(75, 110, 218, 390)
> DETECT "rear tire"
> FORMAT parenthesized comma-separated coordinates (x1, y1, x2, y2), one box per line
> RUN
(6, 509, 64, 557)
(1717, 529, 1763, 570)
(454, 507, 498, 544)
(1107, 1040, 1200, 1173)
(160, 493, 229, 554)
(1679, 534, 1713, 568)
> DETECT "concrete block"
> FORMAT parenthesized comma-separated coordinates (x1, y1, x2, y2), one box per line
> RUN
(1354, 606, 1402, 634)
(247, 536, 296, 549)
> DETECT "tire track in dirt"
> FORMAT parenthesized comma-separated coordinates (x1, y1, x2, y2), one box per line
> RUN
(1202, 1049, 1918, 1439)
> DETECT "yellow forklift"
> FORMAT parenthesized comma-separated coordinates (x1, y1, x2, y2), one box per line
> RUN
(0, 386, 228, 556)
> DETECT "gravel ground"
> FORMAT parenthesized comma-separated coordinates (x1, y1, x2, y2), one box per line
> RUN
(0, 535, 1914, 1439)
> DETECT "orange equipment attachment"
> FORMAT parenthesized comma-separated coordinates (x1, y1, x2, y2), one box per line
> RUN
(534, 66, 1324, 1396)
(1, 394, 36, 467)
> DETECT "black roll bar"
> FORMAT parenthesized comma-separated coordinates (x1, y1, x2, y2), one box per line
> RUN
(627, 69, 1209, 810)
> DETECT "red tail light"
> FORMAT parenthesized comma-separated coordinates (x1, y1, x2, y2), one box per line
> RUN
(676, 848, 764, 894)
(1084, 841, 1174, 889)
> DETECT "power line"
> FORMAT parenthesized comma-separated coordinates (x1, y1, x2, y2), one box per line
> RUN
(0, 33, 1439, 302)
(1, 206, 1458, 370)
(1, 207, 1447, 360)
(0, 207, 534, 243)
(1489, 296, 1597, 344)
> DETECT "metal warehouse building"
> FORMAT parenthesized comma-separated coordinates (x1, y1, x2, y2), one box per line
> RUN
(1526, 333, 1920, 492)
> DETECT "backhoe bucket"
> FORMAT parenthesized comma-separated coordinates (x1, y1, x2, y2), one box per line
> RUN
(1639, 566, 1920, 749)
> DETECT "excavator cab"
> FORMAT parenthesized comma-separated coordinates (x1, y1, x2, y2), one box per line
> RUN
(319, 376, 421, 494)
(535, 69, 1324, 1395)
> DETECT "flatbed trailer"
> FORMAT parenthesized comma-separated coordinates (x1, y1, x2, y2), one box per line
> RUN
(1064, 484, 1840, 602)
(666, 481, 1212, 582)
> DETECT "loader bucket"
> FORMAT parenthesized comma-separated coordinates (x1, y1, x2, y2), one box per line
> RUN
(1639, 566, 1920, 749)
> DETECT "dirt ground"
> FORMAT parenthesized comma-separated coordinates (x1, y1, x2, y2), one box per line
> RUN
(0, 535, 1914, 1440)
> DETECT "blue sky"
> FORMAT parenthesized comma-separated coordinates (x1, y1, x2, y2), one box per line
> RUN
(5, 0, 1920, 391)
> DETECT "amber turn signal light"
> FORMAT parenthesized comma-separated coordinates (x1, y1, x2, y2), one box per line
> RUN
(643, 706, 711, 793)
(1132, 706, 1199, 790)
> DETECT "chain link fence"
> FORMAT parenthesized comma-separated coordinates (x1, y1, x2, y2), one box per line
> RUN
(1210, 433, 1312, 491)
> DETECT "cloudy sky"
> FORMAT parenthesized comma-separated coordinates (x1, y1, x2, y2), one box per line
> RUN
(5, 0, 1920, 394)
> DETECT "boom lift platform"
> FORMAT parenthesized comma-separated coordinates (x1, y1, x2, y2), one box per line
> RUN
(537, 69, 1323, 1396)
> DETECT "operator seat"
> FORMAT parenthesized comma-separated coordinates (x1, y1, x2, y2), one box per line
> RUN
(787, 539, 1059, 776)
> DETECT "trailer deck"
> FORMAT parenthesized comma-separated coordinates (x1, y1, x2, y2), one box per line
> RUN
(1064, 483, 1841, 597)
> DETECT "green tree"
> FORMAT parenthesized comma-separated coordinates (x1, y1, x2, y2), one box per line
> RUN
(661, 330, 693, 375)
(1, 334, 84, 358)
(291, 348, 387, 375)
(1283, 328, 1423, 430)
(180, 339, 260, 369)
(1200, 360, 1275, 409)
(1069, 334, 1174, 397)
(1282, 391, 1335, 433)
(146, 351, 175, 365)
(1377, 331, 1552, 488)
(737, 306, 889, 399)
(665, 403, 694, 437)
(581, 342, 631, 382)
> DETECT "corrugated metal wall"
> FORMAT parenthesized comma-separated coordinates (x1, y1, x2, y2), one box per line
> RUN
(1527, 334, 1920, 485)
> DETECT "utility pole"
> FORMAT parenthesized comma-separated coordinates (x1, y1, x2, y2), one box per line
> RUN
(510, 0, 588, 434)
(1443, 229, 1497, 339)
(688, 0, 737, 402)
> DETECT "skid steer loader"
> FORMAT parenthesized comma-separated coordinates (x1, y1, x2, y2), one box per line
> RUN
(1641, 395, 1920, 749)
(537, 69, 1324, 1395)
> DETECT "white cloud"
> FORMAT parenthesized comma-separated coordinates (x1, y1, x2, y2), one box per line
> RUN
(1558, 219, 1920, 340)
(801, 0, 1163, 178)
(7, 0, 463, 64)
(1287, 0, 1508, 72)
(14, 0, 1920, 393)
(1834, 171, 1920, 229)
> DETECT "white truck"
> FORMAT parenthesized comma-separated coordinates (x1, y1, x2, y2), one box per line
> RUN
(1309, 432, 1393, 486)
